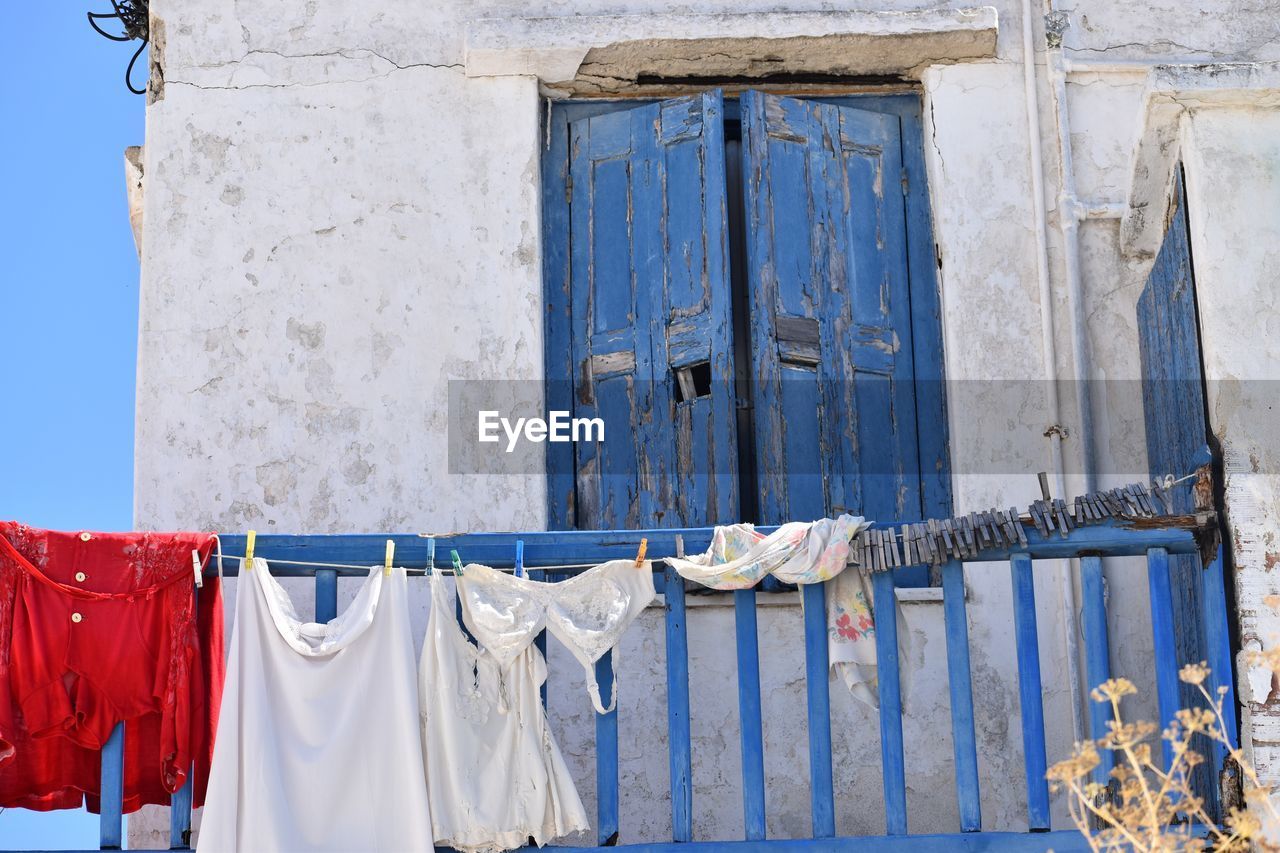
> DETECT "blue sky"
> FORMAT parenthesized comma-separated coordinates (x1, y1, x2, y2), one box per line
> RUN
(0, 6, 145, 848)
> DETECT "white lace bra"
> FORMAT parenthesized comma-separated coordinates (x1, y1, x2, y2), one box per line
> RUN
(456, 559, 656, 714)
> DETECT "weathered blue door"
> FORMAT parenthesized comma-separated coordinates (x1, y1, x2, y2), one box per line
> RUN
(1135, 165, 1237, 818)
(740, 92, 923, 525)
(547, 91, 947, 547)
(567, 91, 739, 529)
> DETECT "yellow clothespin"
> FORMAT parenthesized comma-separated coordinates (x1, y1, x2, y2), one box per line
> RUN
(451, 549, 464, 575)
(384, 540, 395, 576)
(634, 538, 648, 568)
(245, 530, 257, 572)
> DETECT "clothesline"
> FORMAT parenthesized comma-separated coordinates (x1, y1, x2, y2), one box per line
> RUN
(215, 553, 609, 575)
(211, 474, 1200, 579)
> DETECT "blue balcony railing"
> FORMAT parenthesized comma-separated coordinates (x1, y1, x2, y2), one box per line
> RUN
(70, 514, 1230, 851)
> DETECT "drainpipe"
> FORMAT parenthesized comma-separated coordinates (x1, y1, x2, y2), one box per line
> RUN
(1044, 5, 1100, 497)
(1020, 0, 1087, 745)
(1040, 3, 1149, 748)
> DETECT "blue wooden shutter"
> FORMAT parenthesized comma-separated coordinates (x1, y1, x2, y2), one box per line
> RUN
(1136, 166, 1233, 819)
(568, 91, 738, 529)
(740, 91, 923, 525)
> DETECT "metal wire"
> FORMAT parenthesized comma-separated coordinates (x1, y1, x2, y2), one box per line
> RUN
(218, 553, 617, 576)
(87, 0, 150, 95)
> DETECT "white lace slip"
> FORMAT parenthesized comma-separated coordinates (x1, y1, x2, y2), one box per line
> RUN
(420, 568, 588, 852)
(456, 559, 655, 714)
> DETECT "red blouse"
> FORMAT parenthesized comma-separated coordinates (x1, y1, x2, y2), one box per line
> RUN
(0, 523, 223, 813)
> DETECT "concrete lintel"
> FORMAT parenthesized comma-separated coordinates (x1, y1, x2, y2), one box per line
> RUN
(465, 7, 999, 89)
(1123, 61, 1280, 259)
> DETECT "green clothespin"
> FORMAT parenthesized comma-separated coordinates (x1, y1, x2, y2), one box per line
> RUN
(451, 549, 464, 575)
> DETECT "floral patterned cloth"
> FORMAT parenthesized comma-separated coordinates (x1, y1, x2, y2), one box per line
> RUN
(827, 567, 880, 707)
(662, 515, 869, 589)
(663, 515, 882, 707)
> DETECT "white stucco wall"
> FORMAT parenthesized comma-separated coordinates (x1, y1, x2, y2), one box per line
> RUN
(126, 0, 1280, 846)
(1181, 105, 1280, 786)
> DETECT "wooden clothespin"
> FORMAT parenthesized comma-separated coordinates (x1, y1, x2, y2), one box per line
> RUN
(998, 510, 1015, 546)
(451, 549, 464, 575)
(674, 535, 685, 560)
(987, 511, 1002, 547)
(1133, 483, 1155, 517)
(1151, 479, 1174, 515)
(1011, 507, 1028, 548)
(919, 522, 937, 565)
(1027, 503, 1045, 537)
(941, 519, 956, 558)
(978, 511, 995, 548)
(634, 538, 648, 568)
(245, 530, 256, 572)
(384, 540, 395, 576)
(514, 540, 525, 579)
(901, 524, 914, 566)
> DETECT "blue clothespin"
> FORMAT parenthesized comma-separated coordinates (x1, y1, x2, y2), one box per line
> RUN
(451, 549, 464, 575)
(515, 540, 525, 579)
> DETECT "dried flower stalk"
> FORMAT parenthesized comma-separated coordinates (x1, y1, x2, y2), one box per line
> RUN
(1048, 664, 1280, 851)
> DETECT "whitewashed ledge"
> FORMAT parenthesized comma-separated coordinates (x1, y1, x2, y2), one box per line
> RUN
(464, 7, 999, 89)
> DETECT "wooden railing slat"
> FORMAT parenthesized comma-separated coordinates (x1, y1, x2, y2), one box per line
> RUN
(663, 565, 693, 842)
(802, 582, 836, 838)
(872, 571, 907, 836)
(1146, 547, 1180, 770)
(99, 722, 124, 849)
(597, 652, 620, 845)
(734, 589, 767, 841)
(1010, 554, 1050, 831)
(315, 568, 338, 624)
(941, 560, 982, 832)
(1079, 555, 1114, 784)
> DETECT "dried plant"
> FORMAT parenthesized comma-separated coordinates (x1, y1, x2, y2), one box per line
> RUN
(1048, 664, 1280, 852)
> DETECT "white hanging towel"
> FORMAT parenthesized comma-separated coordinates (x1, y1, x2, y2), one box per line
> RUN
(420, 569, 589, 852)
(197, 562, 433, 852)
(664, 516, 885, 707)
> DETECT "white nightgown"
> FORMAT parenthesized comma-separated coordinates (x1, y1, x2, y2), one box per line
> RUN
(198, 562, 433, 852)
(419, 569, 588, 853)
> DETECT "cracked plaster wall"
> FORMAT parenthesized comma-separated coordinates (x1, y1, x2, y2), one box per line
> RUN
(129, 0, 1280, 846)
(1178, 108, 1280, 789)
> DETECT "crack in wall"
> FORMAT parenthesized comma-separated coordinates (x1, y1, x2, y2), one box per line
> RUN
(167, 47, 462, 91)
